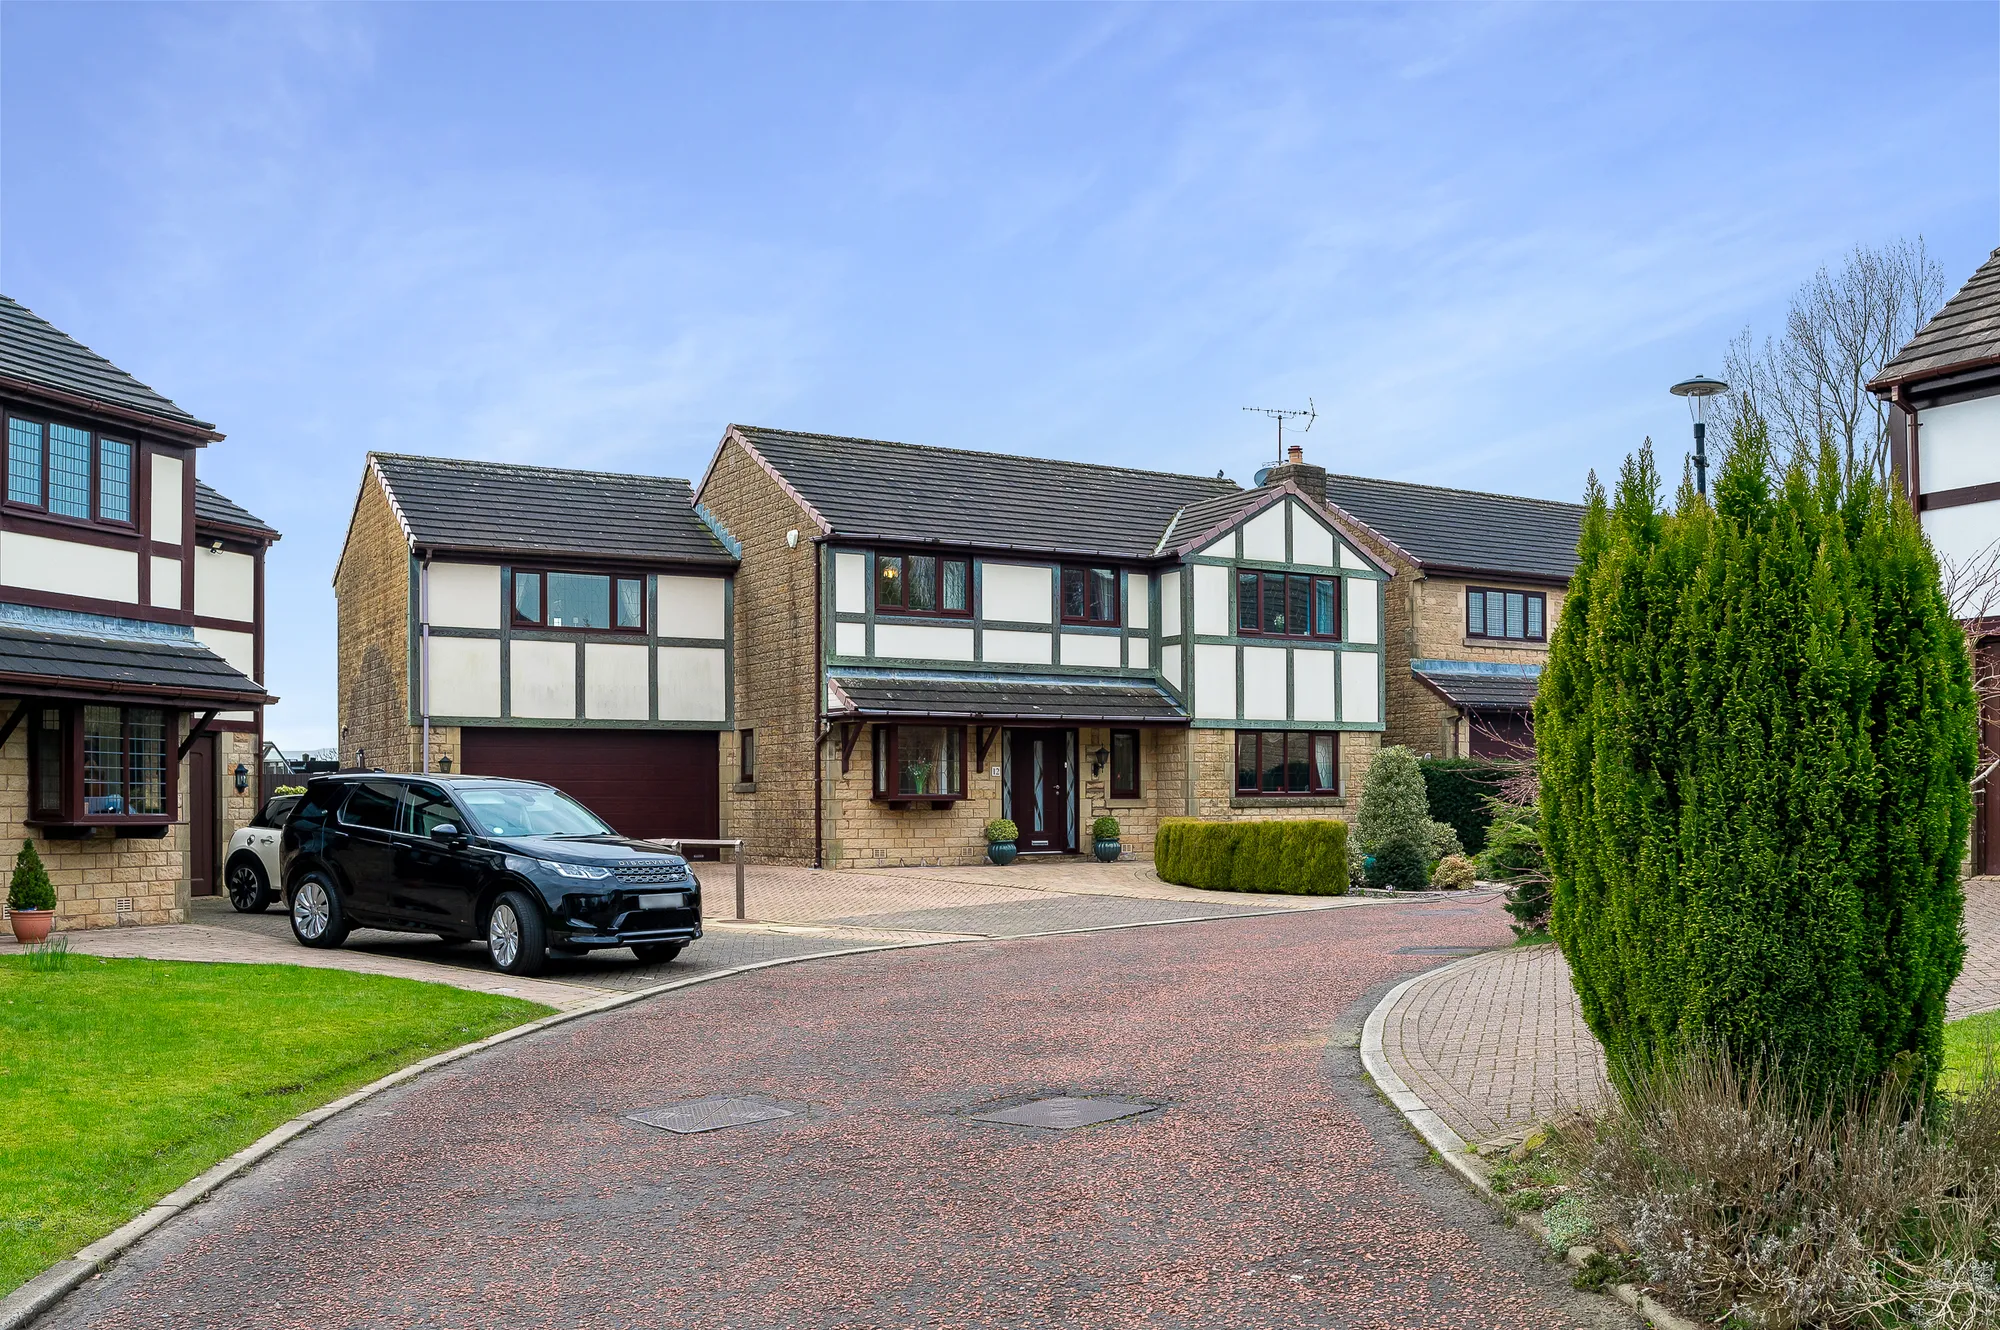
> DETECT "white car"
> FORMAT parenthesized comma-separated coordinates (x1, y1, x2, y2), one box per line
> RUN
(224, 792, 302, 912)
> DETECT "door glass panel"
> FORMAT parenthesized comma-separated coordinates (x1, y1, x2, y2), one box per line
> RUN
(83, 706, 123, 814)
(1314, 579, 1338, 636)
(1262, 574, 1287, 633)
(876, 556, 903, 608)
(1285, 732, 1310, 791)
(1238, 573, 1259, 632)
(1260, 735, 1284, 793)
(513, 573, 541, 624)
(48, 423, 90, 518)
(941, 560, 969, 613)
(1235, 732, 1258, 792)
(126, 709, 165, 814)
(1032, 740, 1046, 829)
(1089, 568, 1117, 621)
(1313, 735, 1336, 791)
(616, 578, 644, 629)
(906, 556, 938, 611)
(548, 572, 612, 629)
(1287, 576, 1311, 637)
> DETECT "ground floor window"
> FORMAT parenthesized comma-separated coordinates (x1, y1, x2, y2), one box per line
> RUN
(27, 702, 176, 824)
(1234, 730, 1338, 795)
(873, 724, 966, 800)
(1109, 729, 1141, 799)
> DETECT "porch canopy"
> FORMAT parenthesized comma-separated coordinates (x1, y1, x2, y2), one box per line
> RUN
(0, 621, 269, 710)
(1410, 659, 1540, 713)
(827, 671, 1187, 724)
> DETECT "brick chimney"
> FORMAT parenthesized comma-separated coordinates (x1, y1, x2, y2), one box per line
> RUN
(1260, 444, 1327, 505)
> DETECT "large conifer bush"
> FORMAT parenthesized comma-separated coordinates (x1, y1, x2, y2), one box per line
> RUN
(1540, 429, 1978, 1095)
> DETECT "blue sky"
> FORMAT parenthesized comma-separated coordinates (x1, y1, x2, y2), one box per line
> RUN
(3, 3, 1996, 747)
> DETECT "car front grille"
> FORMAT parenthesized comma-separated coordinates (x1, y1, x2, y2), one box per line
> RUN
(611, 862, 690, 886)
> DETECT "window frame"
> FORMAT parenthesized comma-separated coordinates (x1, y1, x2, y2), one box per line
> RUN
(1236, 572, 1342, 640)
(1108, 728, 1141, 800)
(870, 723, 969, 803)
(24, 702, 180, 828)
(738, 728, 756, 783)
(1059, 565, 1121, 626)
(872, 551, 973, 619)
(3, 410, 140, 531)
(508, 568, 649, 634)
(1465, 586, 1547, 642)
(1232, 730, 1341, 797)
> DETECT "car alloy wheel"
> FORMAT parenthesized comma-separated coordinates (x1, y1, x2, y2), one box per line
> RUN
(489, 901, 522, 969)
(293, 880, 331, 941)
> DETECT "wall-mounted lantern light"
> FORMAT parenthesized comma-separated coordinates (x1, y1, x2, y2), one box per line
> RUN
(233, 763, 249, 794)
(438, 754, 453, 774)
(1090, 746, 1110, 777)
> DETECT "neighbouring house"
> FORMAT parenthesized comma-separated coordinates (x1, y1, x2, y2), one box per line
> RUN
(694, 426, 1393, 868)
(1316, 469, 1584, 759)
(333, 453, 738, 841)
(1870, 246, 2000, 877)
(0, 295, 273, 928)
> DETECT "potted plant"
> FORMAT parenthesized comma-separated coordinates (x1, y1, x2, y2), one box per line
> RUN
(1091, 815, 1122, 863)
(8, 839, 57, 944)
(984, 819, 1019, 866)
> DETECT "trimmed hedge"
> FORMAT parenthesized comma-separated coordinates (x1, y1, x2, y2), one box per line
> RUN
(1417, 758, 1509, 855)
(1155, 818, 1349, 896)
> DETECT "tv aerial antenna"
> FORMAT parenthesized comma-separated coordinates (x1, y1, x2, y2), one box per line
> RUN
(1242, 398, 1315, 460)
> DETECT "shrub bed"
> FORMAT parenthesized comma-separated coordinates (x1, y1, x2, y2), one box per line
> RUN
(1416, 758, 1508, 855)
(1155, 818, 1348, 895)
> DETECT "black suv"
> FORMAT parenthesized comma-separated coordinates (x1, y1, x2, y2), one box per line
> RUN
(279, 773, 702, 975)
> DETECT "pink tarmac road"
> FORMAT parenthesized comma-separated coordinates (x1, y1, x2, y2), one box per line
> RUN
(46, 896, 1630, 1329)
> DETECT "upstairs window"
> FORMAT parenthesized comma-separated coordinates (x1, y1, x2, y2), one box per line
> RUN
(511, 570, 646, 632)
(1237, 572, 1340, 638)
(875, 552, 970, 617)
(1467, 588, 1545, 642)
(5, 415, 136, 526)
(1061, 566, 1119, 624)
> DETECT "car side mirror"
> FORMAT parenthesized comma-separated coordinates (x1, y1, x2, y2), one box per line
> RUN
(430, 823, 463, 843)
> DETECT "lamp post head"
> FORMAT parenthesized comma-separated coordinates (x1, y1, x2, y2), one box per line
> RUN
(1670, 374, 1730, 423)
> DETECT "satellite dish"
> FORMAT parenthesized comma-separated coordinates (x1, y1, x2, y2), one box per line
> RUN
(1252, 467, 1272, 486)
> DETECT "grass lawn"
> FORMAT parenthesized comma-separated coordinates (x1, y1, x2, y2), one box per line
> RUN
(1944, 1008, 2000, 1092)
(0, 953, 549, 1294)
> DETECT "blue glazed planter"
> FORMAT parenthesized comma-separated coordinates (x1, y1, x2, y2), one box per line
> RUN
(1093, 839, 1121, 863)
(987, 841, 1019, 866)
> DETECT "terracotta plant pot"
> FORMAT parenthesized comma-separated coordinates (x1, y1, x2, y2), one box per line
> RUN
(987, 841, 1018, 866)
(8, 908, 54, 944)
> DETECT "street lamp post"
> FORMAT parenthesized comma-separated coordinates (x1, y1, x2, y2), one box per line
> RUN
(1669, 374, 1730, 498)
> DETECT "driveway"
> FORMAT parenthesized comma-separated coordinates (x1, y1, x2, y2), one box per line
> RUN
(44, 894, 1627, 1330)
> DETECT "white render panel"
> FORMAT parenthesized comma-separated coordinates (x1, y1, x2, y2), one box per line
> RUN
(983, 629, 1052, 665)
(1193, 644, 1235, 718)
(1160, 570, 1182, 637)
(1345, 577, 1379, 645)
(658, 646, 727, 721)
(429, 637, 501, 717)
(833, 552, 867, 614)
(194, 548, 256, 621)
(1127, 637, 1150, 670)
(1293, 649, 1338, 722)
(1927, 500, 2000, 596)
(983, 563, 1053, 624)
(1192, 563, 1230, 636)
(1125, 572, 1149, 629)
(1241, 645, 1287, 720)
(426, 562, 500, 630)
(1339, 542, 1370, 571)
(1291, 503, 1335, 567)
(1060, 632, 1122, 667)
(657, 575, 726, 640)
(150, 454, 184, 546)
(1340, 650, 1379, 724)
(510, 640, 577, 719)
(875, 622, 976, 662)
(834, 620, 866, 657)
(1162, 642, 1182, 690)
(0, 531, 138, 603)
(195, 626, 256, 681)
(1241, 505, 1286, 562)
(149, 556, 181, 609)
(1917, 395, 2000, 493)
(583, 642, 650, 720)
(1199, 535, 1234, 558)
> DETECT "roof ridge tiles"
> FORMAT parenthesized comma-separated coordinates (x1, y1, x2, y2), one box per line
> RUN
(731, 424, 1243, 489)
(1324, 471, 1586, 511)
(368, 451, 692, 487)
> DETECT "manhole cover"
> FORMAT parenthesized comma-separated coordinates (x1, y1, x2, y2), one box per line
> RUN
(627, 1096, 796, 1134)
(967, 1096, 1159, 1130)
(1394, 946, 1480, 955)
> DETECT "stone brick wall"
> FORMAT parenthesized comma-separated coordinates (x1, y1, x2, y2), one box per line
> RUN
(698, 436, 820, 864)
(1186, 728, 1381, 823)
(336, 470, 415, 772)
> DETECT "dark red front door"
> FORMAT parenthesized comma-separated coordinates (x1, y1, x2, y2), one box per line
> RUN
(1007, 729, 1074, 853)
(458, 728, 719, 842)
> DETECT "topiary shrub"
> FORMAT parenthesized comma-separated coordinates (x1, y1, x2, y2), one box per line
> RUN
(1091, 815, 1120, 841)
(1357, 745, 1432, 852)
(1540, 431, 1980, 1097)
(983, 819, 1018, 844)
(8, 839, 55, 912)
(1155, 818, 1348, 895)
(1365, 838, 1428, 891)
(1418, 758, 1508, 854)
(1432, 854, 1476, 890)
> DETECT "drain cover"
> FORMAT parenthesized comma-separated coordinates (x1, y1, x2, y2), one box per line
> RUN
(627, 1096, 795, 1134)
(968, 1096, 1158, 1130)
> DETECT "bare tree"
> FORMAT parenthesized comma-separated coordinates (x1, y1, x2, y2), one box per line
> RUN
(1718, 238, 1949, 484)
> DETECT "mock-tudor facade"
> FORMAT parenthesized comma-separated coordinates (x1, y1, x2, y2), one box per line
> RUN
(0, 296, 274, 929)
(1870, 246, 2000, 877)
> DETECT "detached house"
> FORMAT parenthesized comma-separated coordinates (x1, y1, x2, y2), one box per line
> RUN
(696, 426, 1392, 868)
(0, 296, 274, 928)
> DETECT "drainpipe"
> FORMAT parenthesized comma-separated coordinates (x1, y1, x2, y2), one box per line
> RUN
(812, 536, 825, 868)
(419, 552, 432, 774)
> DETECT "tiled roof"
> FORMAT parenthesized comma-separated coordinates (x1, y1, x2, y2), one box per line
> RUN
(1411, 660, 1542, 712)
(0, 622, 266, 705)
(368, 453, 734, 566)
(195, 480, 279, 540)
(1871, 248, 2000, 389)
(731, 426, 1239, 561)
(1156, 488, 1272, 554)
(0, 295, 213, 433)
(827, 671, 1188, 722)
(1322, 474, 1583, 581)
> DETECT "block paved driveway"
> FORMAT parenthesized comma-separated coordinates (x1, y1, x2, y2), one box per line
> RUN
(44, 894, 1630, 1330)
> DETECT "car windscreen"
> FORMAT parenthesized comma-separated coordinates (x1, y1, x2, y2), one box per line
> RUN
(454, 786, 614, 838)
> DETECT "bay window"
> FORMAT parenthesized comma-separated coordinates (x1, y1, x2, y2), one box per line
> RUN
(1233, 731, 1339, 796)
(875, 552, 971, 617)
(872, 724, 966, 801)
(28, 703, 177, 828)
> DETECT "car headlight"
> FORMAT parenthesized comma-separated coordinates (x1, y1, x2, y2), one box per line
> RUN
(542, 860, 613, 880)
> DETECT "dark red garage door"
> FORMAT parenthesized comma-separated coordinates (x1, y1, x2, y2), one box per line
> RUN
(458, 729, 718, 843)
